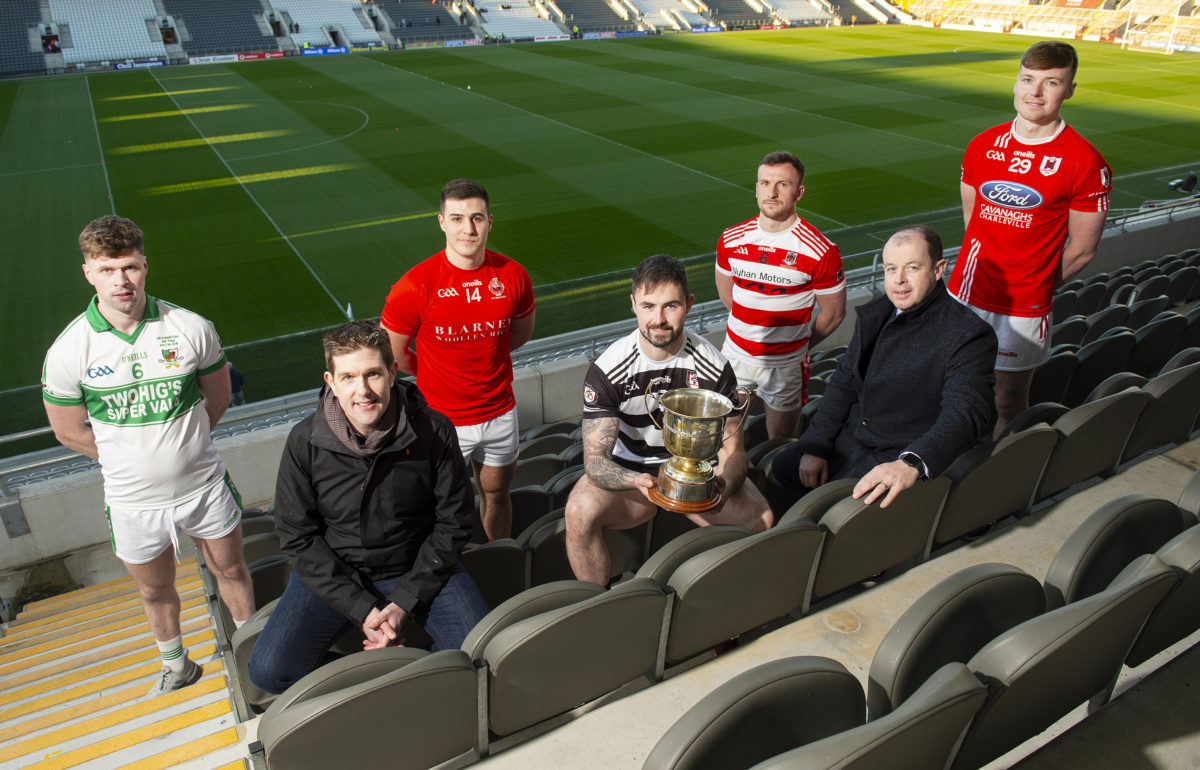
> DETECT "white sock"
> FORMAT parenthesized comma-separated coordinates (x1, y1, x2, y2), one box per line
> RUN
(157, 635, 187, 673)
(233, 618, 248, 629)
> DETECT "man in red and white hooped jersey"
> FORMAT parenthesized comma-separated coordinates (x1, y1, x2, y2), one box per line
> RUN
(716, 150, 847, 440)
(949, 40, 1111, 437)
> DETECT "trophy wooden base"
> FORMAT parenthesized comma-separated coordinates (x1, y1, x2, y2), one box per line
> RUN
(647, 486, 723, 514)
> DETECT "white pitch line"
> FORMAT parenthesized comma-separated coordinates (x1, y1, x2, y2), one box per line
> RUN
(84, 76, 116, 214)
(147, 68, 346, 316)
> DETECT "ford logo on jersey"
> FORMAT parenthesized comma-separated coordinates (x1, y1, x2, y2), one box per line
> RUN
(980, 181, 1044, 210)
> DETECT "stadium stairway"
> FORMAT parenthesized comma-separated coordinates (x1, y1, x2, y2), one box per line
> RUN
(0, 559, 246, 769)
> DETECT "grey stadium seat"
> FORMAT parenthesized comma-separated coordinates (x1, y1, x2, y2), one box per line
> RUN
(1035, 390, 1150, 500)
(644, 656, 865, 770)
(1121, 362, 1200, 461)
(753, 662, 986, 770)
(1125, 524, 1200, 666)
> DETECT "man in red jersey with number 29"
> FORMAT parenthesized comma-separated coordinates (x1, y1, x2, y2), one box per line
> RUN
(949, 41, 1111, 436)
(381, 179, 536, 540)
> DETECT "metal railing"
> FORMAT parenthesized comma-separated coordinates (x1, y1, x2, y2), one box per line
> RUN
(3, 196, 1196, 494)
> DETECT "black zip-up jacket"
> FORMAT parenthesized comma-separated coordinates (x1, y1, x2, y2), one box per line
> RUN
(273, 380, 473, 625)
(795, 281, 998, 479)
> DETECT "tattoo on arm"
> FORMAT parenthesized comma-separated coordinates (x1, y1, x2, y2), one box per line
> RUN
(581, 417, 644, 491)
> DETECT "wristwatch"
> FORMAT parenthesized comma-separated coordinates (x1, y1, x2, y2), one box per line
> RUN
(899, 452, 926, 479)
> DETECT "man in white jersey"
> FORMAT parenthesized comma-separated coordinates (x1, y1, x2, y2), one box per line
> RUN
(949, 41, 1111, 436)
(42, 215, 254, 697)
(565, 255, 773, 585)
(716, 150, 847, 440)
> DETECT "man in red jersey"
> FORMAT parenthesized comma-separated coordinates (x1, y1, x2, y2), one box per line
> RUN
(381, 179, 536, 540)
(949, 41, 1111, 436)
(716, 150, 846, 440)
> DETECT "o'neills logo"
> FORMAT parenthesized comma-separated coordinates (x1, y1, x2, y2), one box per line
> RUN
(980, 181, 1043, 210)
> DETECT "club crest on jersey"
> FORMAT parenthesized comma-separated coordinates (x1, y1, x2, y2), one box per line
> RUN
(687, 371, 699, 389)
(584, 385, 597, 404)
(783, 251, 798, 266)
(160, 348, 183, 368)
(488, 277, 505, 297)
(1039, 156, 1062, 177)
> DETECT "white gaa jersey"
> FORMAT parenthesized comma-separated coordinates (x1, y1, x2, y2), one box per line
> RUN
(43, 296, 229, 509)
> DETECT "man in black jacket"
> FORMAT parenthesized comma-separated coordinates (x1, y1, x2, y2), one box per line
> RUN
(771, 226, 997, 508)
(249, 321, 489, 694)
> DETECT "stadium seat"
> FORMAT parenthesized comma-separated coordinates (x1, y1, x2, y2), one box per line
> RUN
(518, 433, 575, 458)
(472, 578, 667, 736)
(1071, 282, 1106, 316)
(1125, 524, 1200, 666)
(1179, 468, 1200, 522)
(522, 420, 580, 440)
(1177, 311, 1200, 353)
(776, 477, 857, 527)
(1083, 371, 1145, 403)
(510, 454, 567, 489)
(1028, 350, 1077, 407)
(509, 486, 553, 536)
(460, 539, 527, 609)
(868, 563, 1043, 720)
(1132, 274, 1171, 302)
(1042, 493, 1185, 610)
(1062, 331, 1136, 406)
(742, 413, 769, 451)
(647, 507, 702, 555)
(231, 600, 281, 710)
(239, 515, 278, 538)
(637, 524, 749, 585)
(755, 662, 985, 770)
(1035, 391, 1150, 500)
(543, 465, 584, 509)
(523, 514, 646, 586)
(1100, 275, 1135, 306)
(1121, 362, 1200, 461)
(643, 656, 865, 770)
(1127, 313, 1187, 376)
(1051, 290, 1077, 323)
(931, 425, 1058, 548)
(241, 532, 283, 565)
(657, 518, 822, 665)
(811, 344, 847, 361)
(1166, 265, 1200, 305)
(745, 437, 799, 472)
(952, 555, 1177, 769)
(557, 441, 584, 468)
(257, 648, 478, 770)
(1079, 305, 1130, 345)
(1162, 345, 1200, 373)
(247, 554, 292, 609)
(1125, 295, 1170, 329)
(808, 478, 951, 604)
(1049, 316, 1087, 347)
(809, 356, 840, 377)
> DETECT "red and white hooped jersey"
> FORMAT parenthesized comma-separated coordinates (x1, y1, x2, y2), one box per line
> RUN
(381, 249, 534, 426)
(716, 215, 844, 368)
(950, 120, 1110, 318)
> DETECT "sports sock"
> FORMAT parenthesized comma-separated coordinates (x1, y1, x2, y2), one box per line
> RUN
(157, 635, 187, 673)
(233, 618, 248, 629)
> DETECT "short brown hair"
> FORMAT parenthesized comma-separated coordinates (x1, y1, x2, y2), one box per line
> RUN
(322, 320, 394, 374)
(1021, 41, 1078, 81)
(78, 215, 143, 261)
(440, 178, 489, 213)
(632, 254, 689, 297)
(759, 150, 805, 184)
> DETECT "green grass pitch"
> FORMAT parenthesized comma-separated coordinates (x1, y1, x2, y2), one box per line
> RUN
(2, 25, 1198, 444)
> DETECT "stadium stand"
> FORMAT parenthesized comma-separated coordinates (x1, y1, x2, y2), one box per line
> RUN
(703, 0, 776, 26)
(160, 0, 281, 57)
(274, 0, 385, 45)
(630, 0, 708, 30)
(49, 0, 168, 64)
(477, 2, 567, 38)
(555, 0, 632, 30)
(766, 0, 832, 24)
(0, 1, 46, 76)
(373, 0, 475, 41)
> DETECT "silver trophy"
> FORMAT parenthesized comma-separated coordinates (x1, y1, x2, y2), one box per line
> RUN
(643, 377, 755, 513)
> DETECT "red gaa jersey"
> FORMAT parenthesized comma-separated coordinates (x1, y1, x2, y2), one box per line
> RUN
(716, 215, 844, 367)
(381, 249, 535, 426)
(950, 120, 1110, 317)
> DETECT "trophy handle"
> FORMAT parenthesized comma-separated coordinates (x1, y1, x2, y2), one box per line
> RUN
(643, 376, 670, 430)
(726, 384, 758, 436)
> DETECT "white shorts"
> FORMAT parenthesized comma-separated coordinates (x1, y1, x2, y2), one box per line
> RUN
(108, 474, 243, 565)
(729, 358, 808, 412)
(959, 301, 1051, 371)
(456, 407, 520, 467)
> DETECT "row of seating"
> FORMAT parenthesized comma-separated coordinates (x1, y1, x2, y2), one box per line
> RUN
(1052, 249, 1200, 322)
(161, 0, 280, 57)
(235, 474, 1200, 769)
(646, 489, 1200, 769)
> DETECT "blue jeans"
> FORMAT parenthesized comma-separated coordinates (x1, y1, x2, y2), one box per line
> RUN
(248, 564, 490, 694)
